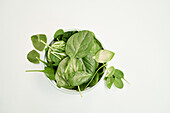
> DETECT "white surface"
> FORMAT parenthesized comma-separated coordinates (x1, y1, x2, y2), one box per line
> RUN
(0, 0, 170, 113)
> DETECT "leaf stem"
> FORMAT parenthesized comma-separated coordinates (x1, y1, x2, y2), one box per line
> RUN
(78, 85, 83, 98)
(40, 40, 54, 50)
(36, 57, 48, 66)
(85, 63, 107, 88)
(26, 70, 44, 72)
(64, 57, 73, 73)
(123, 78, 130, 85)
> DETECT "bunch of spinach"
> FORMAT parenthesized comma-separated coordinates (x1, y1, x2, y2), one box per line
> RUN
(26, 29, 128, 97)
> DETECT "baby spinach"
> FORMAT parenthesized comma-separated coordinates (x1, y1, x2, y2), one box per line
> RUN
(114, 78, 124, 89)
(105, 66, 115, 78)
(65, 30, 94, 58)
(31, 34, 47, 51)
(68, 71, 92, 86)
(89, 38, 102, 56)
(27, 50, 40, 64)
(94, 50, 115, 63)
(54, 29, 64, 40)
(26, 29, 127, 96)
(106, 77, 114, 89)
(82, 54, 98, 74)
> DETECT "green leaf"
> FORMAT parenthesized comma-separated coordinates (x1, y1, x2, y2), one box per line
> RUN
(47, 41, 66, 64)
(66, 58, 83, 75)
(82, 54, 99, 74)
(27, 50, 40, 64)
(105, 66, 115, 78)
(114, 69, 124, 79)
(55, 73, 70, 88)
(94, 50, 115, 63)
(114, 78, 124, 89)
(65, 30, 94, 58)
(54, 29, 64, 40)
(68, 71, 92, 86)
(62, 31, 78, 42)
(89, 38, 102, 56)
(31, 34, 47, 51)
(55, 57, 69, 80)
(43, 67, 55, 80)
(106, 77, 114, 89)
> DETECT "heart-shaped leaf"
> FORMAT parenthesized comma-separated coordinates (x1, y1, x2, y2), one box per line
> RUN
(27, 50, 40, 64)
(31, 34, 47, 51)
(94, 50, 115, 63)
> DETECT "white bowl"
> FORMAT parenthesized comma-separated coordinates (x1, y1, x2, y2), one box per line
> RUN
(43, 29, 106, 95)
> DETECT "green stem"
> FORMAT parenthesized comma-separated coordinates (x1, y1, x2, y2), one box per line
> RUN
(26, 70, 44, 72)
(78, 85, 83, 98)
(123, 78, 130, 85)
(85, 63, 107, 88)
(36, 57, 48, 66)
(64, 57, 73, 73)
(40, 40, 54, 51)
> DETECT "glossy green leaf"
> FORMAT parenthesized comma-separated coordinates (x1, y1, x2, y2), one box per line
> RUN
(47, 41, 66, 64)
(31, 34, 47, 51)
(106, 77, 114, 89)
(82, 54, 99, 74)
(43, 67, 55, 80)
(105, 66, 115, 78)
(68, 71, 92, 86)
(27, 50, 40, 64)
(54, 29, 64, 40)
(65, 30, 94, 58)
(114, 69, 124, 79)
(114, 78, 124, 89)
(89, 38, 102, 56)
(94, 50, 115, 63)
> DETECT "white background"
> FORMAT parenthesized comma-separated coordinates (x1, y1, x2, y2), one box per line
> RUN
(0, 0, 170, 113)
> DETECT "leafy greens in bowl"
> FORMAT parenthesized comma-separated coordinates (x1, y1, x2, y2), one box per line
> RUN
(26, 29, 128, 97)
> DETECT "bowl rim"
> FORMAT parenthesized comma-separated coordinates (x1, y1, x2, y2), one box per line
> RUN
(42, 28, 107, 95)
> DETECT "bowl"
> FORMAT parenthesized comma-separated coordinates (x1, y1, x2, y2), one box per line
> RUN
(43, 29, 106, 95)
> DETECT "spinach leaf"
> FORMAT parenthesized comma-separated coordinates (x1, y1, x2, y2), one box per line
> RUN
(55, 57, 69, 80)
(47, 41, 66, 64)
(55, 73, 70, 88)
(114, 78, 124, 89)
(31, 34, 47, 51)
(54, 29, 64, 40)
(89, 38, 102, 56)
(66, 58, 83, 75)
(82, 54, 98, 74)
(94, 50, 115, 63)
(62, 31, 78, 42)
(27, 50, 40, 64)
(65, 30, 94, 58)
(105, 66, 115, 78)
(106, 77, 114, 89)
(43, 67, 55, 80)
(114, 69, 124, 79)
(68, 71, 92, 86)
